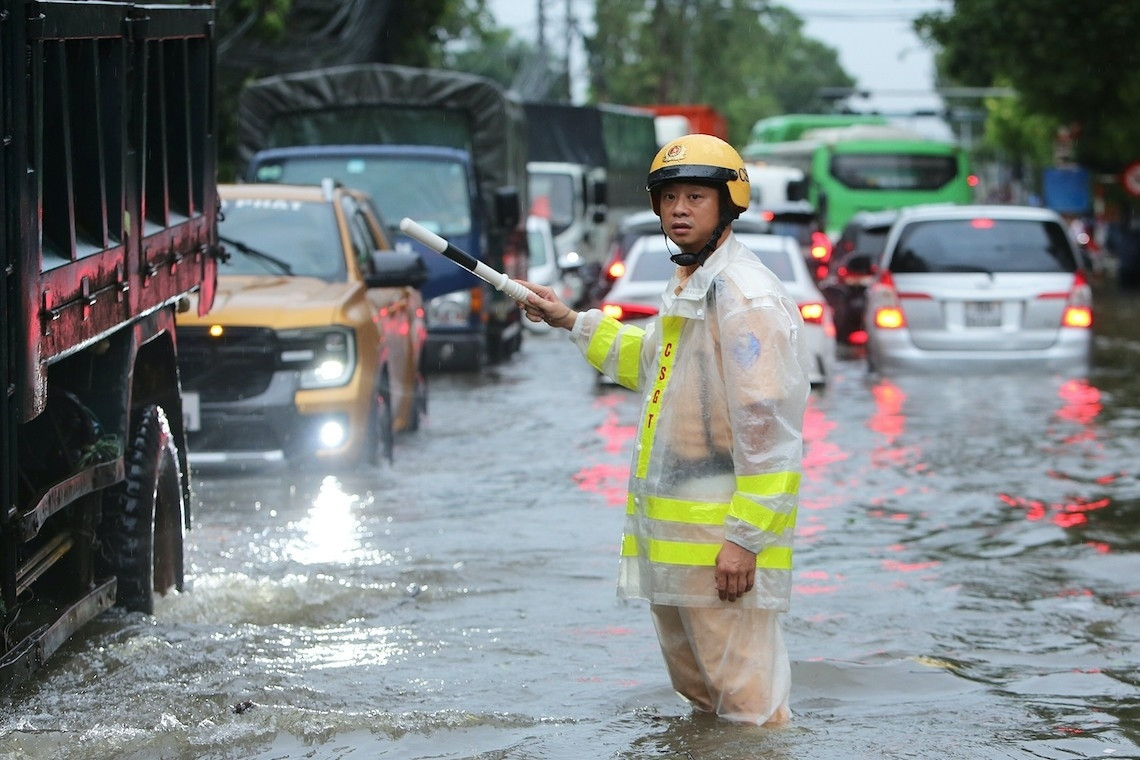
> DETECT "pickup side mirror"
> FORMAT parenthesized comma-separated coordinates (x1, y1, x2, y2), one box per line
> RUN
(494, 186, 521, 229)
(786, 178, 809, 202)
(592, 203, 608, 224)
(366, 250, 429, 289)
(592, 178, 608, 207)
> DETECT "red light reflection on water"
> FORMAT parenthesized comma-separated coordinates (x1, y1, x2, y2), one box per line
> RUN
(574, 402, 635, 507)
(572, 462, 629, 507)
(869, 380, 906, 440)
(798, 398, 848, 546)
(998, 492, 1112, 530)
(1055, 379, 1102, 426)
(882, 558, 940, 572)
(794, 569, 841, 595)
(802, 401, 846, 472)
(867, 380, 925, 471)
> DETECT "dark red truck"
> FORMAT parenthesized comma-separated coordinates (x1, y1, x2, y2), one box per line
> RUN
(1, 0, 219, 690)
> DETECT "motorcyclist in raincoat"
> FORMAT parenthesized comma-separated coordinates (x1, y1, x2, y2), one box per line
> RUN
(518, 134, 811, 725)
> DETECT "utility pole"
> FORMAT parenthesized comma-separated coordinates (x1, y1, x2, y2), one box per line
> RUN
(536, 0, 546, 54)
(564, 0, 573, 101)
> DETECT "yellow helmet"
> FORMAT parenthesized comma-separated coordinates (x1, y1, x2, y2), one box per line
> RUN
(646, 134, 751, 216)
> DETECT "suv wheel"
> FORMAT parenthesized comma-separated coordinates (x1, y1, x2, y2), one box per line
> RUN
(365, 370, 394, 466)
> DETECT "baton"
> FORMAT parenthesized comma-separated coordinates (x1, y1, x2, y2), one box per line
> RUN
(398, 217, 535, 303)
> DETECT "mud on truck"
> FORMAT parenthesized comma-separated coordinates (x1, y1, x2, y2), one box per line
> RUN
(0, 0, 218, 690)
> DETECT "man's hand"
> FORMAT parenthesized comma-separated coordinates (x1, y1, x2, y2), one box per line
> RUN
(715, 541, 756, 602)
(516, 279, 578, 331)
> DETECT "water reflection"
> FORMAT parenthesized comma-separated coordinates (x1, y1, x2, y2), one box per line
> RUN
(286, 475, 362, 565)
(574, 395, 634, 507)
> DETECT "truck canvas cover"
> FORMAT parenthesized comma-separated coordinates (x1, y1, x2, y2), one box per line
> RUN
(524, 103, 608, 167)
(237, 63, 528, 223)
(523, 102, 657, 210)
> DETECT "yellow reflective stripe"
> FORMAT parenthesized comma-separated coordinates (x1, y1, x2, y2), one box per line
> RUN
(757, 546, 792, 570)
(644, 495, 728, 525)
(635, 316, 683, 479)
(649, 539, 719, 566)
(730, 492, 797, 535)
(615, 328, 643, 388)
(585, 315, 623, 369)
(736, 471, 801, 496)
(627, 539, 792, 570)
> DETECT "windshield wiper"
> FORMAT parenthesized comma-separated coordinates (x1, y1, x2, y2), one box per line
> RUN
(219, 235, 294, 275)
(943, 264, 995, 278)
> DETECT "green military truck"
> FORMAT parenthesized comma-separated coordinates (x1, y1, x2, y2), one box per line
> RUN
(1, 0, 219, 690)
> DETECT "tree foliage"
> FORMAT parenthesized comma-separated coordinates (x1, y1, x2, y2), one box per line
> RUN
(214, 0, 505, 179)
(213, 0, 856, 171)
(915, 0, 1140, 171)
(585, 0, 854, 146)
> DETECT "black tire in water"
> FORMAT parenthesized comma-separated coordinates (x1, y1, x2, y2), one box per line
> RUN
(365, 371, 394, 466)
(407, 368, 428, 433)
(99, 405, 186, 614)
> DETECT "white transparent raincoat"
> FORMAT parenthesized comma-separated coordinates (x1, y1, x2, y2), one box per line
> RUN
(571, 233, 811, 610)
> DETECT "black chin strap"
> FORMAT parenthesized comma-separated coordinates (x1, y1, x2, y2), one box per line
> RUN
(668, 211, 735, 267)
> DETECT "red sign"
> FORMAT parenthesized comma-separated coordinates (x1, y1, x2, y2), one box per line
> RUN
(1121, 162, 1140, 197)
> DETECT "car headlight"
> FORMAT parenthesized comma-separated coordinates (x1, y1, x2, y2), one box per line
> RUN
(277, 327, 357, 389)
(426, 290, 473, 328)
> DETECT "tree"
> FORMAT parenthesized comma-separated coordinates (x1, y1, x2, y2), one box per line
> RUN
(584, 0, 854, 146)
(915, 0, 1140, 171)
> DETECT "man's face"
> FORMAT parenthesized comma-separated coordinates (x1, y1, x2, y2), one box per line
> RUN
(656, 181, 721, 253)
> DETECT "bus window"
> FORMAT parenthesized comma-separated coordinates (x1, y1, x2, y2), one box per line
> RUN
(829, 154, 960, 191)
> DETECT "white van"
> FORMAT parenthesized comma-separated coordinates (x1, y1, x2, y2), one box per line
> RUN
(746, 163, 806, 208)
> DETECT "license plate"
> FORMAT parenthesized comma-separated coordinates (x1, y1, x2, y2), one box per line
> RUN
(182, 392, 201, 432)
(964, 301, 1002, 328)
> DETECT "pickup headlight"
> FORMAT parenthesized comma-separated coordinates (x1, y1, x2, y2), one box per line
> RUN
(426, 290, 473, 328)
(277, 327, 356, 389)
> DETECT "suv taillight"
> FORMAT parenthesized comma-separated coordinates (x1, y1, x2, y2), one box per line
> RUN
(1061, 271, 1093, 328)
(799, 301, 825, 325)
(809, 231, 832, 262)
(870, 271, 906, 329)
(602, 302, 657, 321)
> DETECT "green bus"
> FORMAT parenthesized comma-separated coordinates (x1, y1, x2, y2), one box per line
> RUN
(741, 121, 975, 239)
(747, 113, 890, 144)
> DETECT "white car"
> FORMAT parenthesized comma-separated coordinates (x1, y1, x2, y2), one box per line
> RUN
(525, 214, 584, 333)
(600, 231, 835, 387)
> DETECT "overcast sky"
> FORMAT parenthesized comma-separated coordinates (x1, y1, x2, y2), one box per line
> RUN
(486, 0, 951, 120)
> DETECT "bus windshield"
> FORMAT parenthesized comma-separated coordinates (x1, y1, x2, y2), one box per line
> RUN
(829, 154, 959, 191)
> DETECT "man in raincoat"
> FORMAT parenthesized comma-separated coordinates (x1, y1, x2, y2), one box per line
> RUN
(519, 134, 811, 725)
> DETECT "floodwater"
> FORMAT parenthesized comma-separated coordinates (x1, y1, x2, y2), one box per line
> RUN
(2, 289, 1139, 760)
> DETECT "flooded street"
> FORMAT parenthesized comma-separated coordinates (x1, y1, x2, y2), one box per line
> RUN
(3, 290, 1139, 760)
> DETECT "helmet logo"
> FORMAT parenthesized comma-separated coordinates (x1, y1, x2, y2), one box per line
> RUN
(662, 144, 687, 163)
(738, 165, 749, 182)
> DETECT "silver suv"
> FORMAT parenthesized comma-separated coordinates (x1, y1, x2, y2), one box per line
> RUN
(865, 204, 1093, 375)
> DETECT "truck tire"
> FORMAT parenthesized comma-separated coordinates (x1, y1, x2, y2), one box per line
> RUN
(99, 405, 186, 614)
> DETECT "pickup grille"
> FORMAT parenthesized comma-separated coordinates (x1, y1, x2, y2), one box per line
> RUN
(178, 326, 278, 401)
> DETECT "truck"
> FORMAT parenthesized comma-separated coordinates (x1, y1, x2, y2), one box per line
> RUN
(643, 104, 729, 146)
(521, 102, 657, 273)
(236, 64, 529, 373)
(523, 102, 611, 266)
(1, 0, 219, 690)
